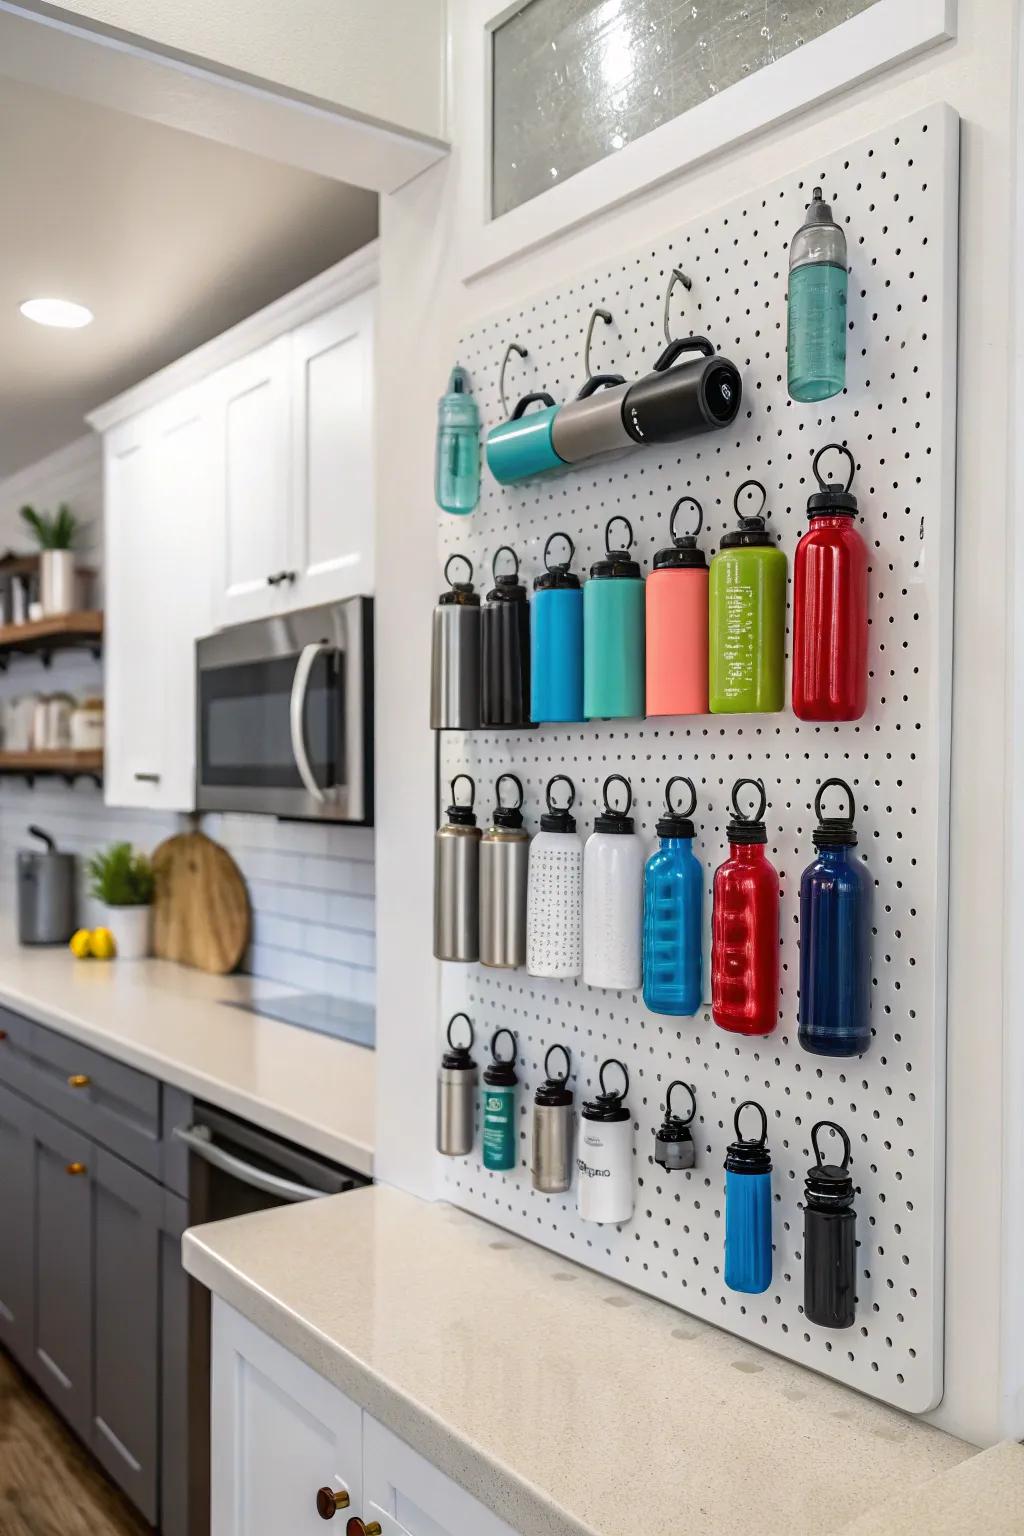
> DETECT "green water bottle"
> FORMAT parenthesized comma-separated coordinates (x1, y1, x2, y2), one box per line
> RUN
(787, 187, 848, 403)
(709, 480, 787, 714)
(482, 1027, 518, 1171)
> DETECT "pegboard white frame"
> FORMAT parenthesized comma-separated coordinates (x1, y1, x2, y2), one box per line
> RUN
(437, 104, 958, 1414)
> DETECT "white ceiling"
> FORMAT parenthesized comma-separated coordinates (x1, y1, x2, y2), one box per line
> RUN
(0, 74, 378, 477)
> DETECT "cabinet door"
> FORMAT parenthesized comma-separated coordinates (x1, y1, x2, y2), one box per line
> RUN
(213, 338, 292, 627)
(211, 1298, 363, 1536)
(289, 290, 375, 607)
(0, 1082, 34, 1363)
(32, 1107, 93, 1443)
(362, 1416, 519, 1536)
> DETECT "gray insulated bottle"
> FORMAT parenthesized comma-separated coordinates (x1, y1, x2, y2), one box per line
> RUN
(551, 373, 633, 464)
(532, 1044, 575, 1194)
(437, 1012, 478, 1157)
(479, 773, 530, 969)
(431, 554, 481, 730)
(434, 774, 481, 962)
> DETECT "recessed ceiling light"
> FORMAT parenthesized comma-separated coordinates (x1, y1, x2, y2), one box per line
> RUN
(19, 298, 94, 329)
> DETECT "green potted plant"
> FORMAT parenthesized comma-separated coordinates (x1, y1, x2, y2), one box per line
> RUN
(19, 502, 81, 616)
(86, 842, 155, 960)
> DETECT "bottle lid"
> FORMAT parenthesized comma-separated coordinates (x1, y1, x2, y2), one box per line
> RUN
(445, 774, 477, 827)
(653, 496, 707, 570)
(534, 531, 581, 591)
(724, 1100, 772, 1174)
(655, 1081, 697, 1146)
(805, 1120, 854, 1205)
(438, 553, 480, 607)
(448, 365, 471, 396)
(656, 775, 697, 839)
(540, 774, 577, 833)
(581, 1058, 630, 1122)
(438, 365, 478, 428)
(491, 772, 525, 830)
(800, 185, 837, 231)
(441, 1013, 477, 1071)
(726, 778, 768, 846)
(594, 773, 635, 835)
(534, 1043, 573, 1107)
(719, 480, 774, 549)
(486, 545, 527, 603)
(483, 1027, 518, 1086)
(807, 443, 858, 518)
(812, 778, 858, 848)
(590, 515, 641, 579)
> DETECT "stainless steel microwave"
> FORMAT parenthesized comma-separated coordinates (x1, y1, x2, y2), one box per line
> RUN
(196, 596, 373, 823)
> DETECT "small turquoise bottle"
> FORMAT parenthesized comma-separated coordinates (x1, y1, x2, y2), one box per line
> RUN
(531, 531, 583, 723)
(724, 1100, 773, 1295)
(642, 776, 703, 1017)
(435, 366, 480, 514)
(787, 187, 848, 403)
(583, 515, 645, 720)
(481, 1027, 518, 1171)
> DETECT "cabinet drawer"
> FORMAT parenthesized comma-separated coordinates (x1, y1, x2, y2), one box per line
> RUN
(0, 1007, 39, 1100)
(28, 1030, 161, 1177)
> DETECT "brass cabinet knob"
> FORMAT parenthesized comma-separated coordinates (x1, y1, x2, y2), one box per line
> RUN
(316, 1488, 351, 1520)
(0, 1029, 7, 1040)
(345, 1520, 382, 1536)
(66, 1162, 87, 1176)
(67, 1074, 91, 1089)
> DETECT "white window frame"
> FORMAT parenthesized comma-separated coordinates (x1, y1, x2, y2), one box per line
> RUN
(464, 0, 956, 277)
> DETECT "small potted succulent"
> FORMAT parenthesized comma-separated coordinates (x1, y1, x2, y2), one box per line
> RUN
(19, 502, 81, 616)
(86, 842, 155, 960)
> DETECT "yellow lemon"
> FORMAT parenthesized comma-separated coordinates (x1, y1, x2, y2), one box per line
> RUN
(69, 929, 92, 959)
(89, 927, 117, 960)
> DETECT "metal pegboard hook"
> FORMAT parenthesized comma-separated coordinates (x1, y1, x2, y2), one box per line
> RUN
(663, 267, 693, 345)
(499, 341, 528, 417)
(583, 306, 613, 381)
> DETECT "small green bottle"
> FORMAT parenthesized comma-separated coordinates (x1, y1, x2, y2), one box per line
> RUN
(482, 1028, 518, 1171)
(787, 187, 848, 403)
(709, 480, 787, 714)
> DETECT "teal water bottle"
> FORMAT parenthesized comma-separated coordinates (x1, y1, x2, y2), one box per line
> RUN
(584, 515, 645, 720)
(482, 1027, 518, 1171)
(787, 187, 848, 403)
(435, 365, 480, 514)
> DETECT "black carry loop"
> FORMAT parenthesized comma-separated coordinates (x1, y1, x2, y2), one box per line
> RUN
(541, 773, 577, 834)
(534, 531, 581, 591)
(441, 1013, 476, 1069)
(813, 778, 858, 848)
(590, 516, 641, 579)
(595, 773, 635, 835)
(725, 1100, 772, 1174)
(491, 772, 525, 829)
(511, 391, 557, 419)
(535, 1043, 574, 1107)
(726, 777, 768, 845)
(444, 774, 477, 827)
(808, 443, 858, 518)
(656, 776, 698, 839)
(485, 1027, 519, 1086)
(653, 495, 707, 570)
(439, 553, 478, 605)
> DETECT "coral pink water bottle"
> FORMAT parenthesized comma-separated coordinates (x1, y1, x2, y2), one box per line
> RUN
(792, 443, 869, 721)
(646, 495, 709, 716)
(712, 778, 780, 1037)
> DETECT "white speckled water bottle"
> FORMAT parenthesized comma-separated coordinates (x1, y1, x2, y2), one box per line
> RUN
(526, 774, 583, 979)
(582, 775, 644, 991)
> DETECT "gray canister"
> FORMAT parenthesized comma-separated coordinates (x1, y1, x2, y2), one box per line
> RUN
(479, 774, 530, 969)
(430, 554, 481, 730)
(551, 374, 633, 465)
(17, 825, 76, 945)
(653, 1080, 698, 1172)
(437, 1012, 478, 1156)
(434, 776, 481, 962)
(532, 1043, 575, 1193)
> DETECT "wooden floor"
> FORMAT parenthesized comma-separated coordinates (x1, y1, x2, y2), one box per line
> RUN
(0, 1349, 150, 1536)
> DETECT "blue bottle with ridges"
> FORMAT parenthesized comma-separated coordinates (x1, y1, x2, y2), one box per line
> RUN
(642, 776, 702, 1016)
(798, 778, 872, 1057)
(724, 1100, 773, 1294)
(531, 531, 583, 723)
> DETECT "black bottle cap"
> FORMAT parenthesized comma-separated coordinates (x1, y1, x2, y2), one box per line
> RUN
(582, 1058, 630, 1122)
(534, 1043, 573, 1107)
(534, 531, 581, 591)
(653, 496, 707, 570)
(805, 1121, 854, 1206)
(540, 774, 576, 834)
(491, 773, 524, 830)
(808, 443, 858, 518)
(655, 776, 697, 839)
(441, 1013, 477, 1071)
(720, 479, 775, 549)
(594, 774, 635, 835)
(438, 553, 480, 607)
(445, 774, 477, 827)
(483, 1027, 518, 1087)
(590, 515, 641, 579)
(487, 545, 527, 602)
(726, 778, 768, 846)
(724, 1100, 772, 1174)
(812, 778, 858, 848)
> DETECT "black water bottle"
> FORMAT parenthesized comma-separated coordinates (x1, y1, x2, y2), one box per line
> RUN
(481, 545, 531, 727)
(621, 336, 741, 443)
(803, 1119, 857, 1329)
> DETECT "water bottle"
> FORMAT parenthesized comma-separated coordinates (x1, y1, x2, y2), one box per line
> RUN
(792, 444, 869, 721)
(486, 392, 565, 484)
(551, 373, 631, 463)
(435, 365, 480, 514)
(711, 778, 780, 1037)
(577, 1059, 633, 1224)
(798, 778, 871, 1057)
(724, 1100, 773, 1294)
(481, 546, 531, 728)
(708, 480, 787, 714)
(787, 186, 848, 404)
(479, 774, 530, 969)
(803, 1120, 857, 1329)
(482, 1028, 518, 1171)
(531, 532, 584, 723)
(531, 1043, 575, 1194)
(436, 1013, 477, 1157)
(582, 774, 645, 992)
(645, 496, 709, 717)
(642, 776, 702, 1017)
(653, 1080, 697, 1172)
(583, 516, 645, 721)
(433, 775, 481, 962)
(430, 554, 480, 730)
(526, 774, 583, 980)
(622, 336, 742, 444)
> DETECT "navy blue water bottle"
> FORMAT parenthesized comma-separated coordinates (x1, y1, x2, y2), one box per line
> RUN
(724, 1100, 773, 1294)
(531, 532, 583, 723)
(798, 778, 872, 1057)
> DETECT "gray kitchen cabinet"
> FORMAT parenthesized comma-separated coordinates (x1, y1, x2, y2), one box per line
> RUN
(0, 1080, 34, 1360)
(32, 1103, 94, 1444)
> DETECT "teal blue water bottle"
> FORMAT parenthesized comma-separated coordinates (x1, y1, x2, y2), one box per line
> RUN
(583, 516, 645, 720)
(787, 188, 848, 403)
(482, 1027, 518, 1171)
(435, 366, 480, 514)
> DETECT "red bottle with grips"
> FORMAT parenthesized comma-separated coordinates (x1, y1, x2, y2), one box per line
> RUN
(792, 443, 869, 722)
(712, 779, 780, 1037)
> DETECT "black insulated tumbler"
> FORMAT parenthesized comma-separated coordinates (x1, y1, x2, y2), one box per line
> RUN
(481, 545, 531, 728)
(803, 1119, 857, 1329)
(622, 336, 741, 444)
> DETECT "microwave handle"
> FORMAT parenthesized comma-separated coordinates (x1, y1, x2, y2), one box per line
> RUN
(289, 642, 332, 804)
(173, 1124, 329, 1202)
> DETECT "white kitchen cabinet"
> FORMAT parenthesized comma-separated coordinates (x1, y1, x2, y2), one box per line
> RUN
(363, 1414, 518, 1536)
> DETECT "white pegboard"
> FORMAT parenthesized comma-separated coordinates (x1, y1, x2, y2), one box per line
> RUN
(437, 104, 958, 1413)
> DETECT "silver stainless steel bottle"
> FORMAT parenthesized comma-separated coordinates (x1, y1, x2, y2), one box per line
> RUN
(430, 553, 481, 730)
(653, 1080, 697, 1172)
(479, 773, 530, 969)
(532, 1043, 575, 1194)
(434, 774, 481, 962)
(437, 1012, 478, 1157)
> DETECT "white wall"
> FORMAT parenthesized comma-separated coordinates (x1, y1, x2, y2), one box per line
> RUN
(372, 0, 1022, 1446)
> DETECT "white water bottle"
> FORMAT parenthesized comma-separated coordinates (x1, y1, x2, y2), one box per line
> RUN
(582, 774, 645, 990)
(527, 774, 583, 979)
(577, 1059, 634, 1224)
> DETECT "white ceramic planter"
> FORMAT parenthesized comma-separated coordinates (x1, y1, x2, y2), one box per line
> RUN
(40, 549, 76, 616)
(102, 902, 151, 960)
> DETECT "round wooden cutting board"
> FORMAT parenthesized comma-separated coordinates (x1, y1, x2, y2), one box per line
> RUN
(151, 830, 251, 974)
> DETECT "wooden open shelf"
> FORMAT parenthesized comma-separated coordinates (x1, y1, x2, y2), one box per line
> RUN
(0, 749, 103, 785)
(0, 611, 103, 668)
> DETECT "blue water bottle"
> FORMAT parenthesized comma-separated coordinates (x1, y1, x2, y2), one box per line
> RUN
(531, 532, 584, 723)
(798, 778, 872, 1057)
(642, 776, 702, 1016)
(724, 1100, 773, 1294)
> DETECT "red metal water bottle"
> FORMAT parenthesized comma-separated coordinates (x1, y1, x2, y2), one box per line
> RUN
(712, 779, 780, 1037)
(792, 443, 869, 721)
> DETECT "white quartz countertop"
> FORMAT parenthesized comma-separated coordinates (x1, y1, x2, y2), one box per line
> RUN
(0, 935, 373, 1172)
(183, 1184, 986, 1536)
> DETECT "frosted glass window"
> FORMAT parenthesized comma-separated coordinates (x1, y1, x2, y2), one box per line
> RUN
(491, 0, 880, 217)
